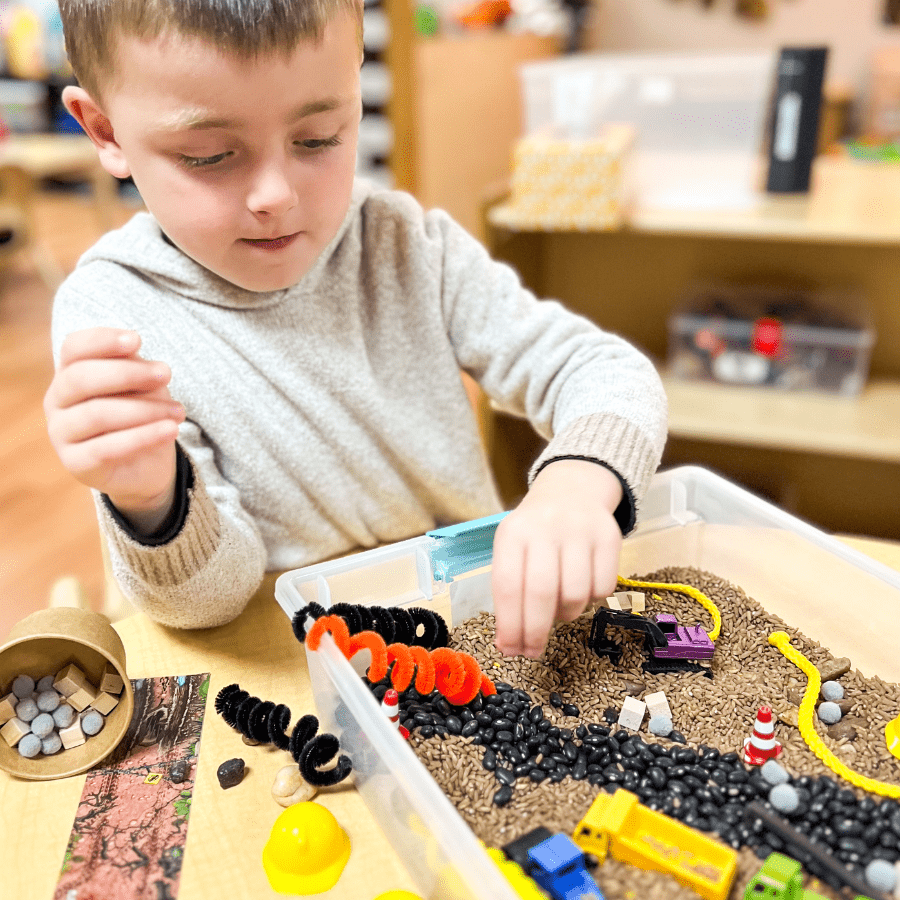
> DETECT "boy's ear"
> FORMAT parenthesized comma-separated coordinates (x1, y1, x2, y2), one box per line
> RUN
(62, 86, 132, 180)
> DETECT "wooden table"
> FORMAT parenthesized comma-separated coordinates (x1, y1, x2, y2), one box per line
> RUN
(2, 538, 899, 900)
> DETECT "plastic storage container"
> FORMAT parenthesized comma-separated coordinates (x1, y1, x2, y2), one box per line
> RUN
(517, 52, 776, 210)
(667, 284, 875, 395)
(275, 466, 900, 900)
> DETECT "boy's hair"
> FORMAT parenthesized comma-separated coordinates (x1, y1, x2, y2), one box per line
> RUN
(59, 0, 364, 102)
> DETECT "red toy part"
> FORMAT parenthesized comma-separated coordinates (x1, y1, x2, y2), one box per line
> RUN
(432, 647, 466, 698)
(743, 705, 783, 765)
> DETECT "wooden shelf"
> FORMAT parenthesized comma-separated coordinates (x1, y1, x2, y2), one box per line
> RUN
(663, 375, 900, 462)
(490, 156, 900, 246)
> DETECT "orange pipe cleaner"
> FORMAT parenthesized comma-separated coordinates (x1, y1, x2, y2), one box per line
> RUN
(386, 643, 415, 691)
(408, 645, 436, 694)
(305, 614, 494, 704)
(347, 630, 389, 683)
(305, 615, 351, 655)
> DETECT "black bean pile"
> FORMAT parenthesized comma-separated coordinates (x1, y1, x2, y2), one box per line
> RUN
(360, 566, 900, 900)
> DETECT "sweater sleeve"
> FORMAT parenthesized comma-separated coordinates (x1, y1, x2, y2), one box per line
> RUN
(425, 208, 668, 527)
(51, 281, 268, 630)
(92, 420, 268, 629)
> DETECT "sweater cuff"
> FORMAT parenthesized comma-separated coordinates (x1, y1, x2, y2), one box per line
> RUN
(528, 412, 662, 535)
(101, 442, 192, 546)
(96, 449, 222, 587)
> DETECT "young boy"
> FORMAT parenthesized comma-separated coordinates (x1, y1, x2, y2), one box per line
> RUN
(44, 0, 667, 658)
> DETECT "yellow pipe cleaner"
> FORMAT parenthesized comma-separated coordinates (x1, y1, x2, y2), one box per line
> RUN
(617, 576, 722, 642)
(768, 630, 900, 799)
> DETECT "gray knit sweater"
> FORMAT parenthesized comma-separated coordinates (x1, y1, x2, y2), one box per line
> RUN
(51, 180, 667, 629)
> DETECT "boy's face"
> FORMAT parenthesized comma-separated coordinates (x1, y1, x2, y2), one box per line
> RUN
(75, 12, 362, 292)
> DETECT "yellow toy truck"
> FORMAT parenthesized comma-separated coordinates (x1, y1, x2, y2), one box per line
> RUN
(572, 788, 737, 900)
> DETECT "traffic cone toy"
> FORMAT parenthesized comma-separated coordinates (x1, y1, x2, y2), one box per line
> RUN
(381, 688, 409, 740)
(742, 705, 782, 765)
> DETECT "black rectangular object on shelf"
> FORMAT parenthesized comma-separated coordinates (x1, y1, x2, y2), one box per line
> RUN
(765, 47, 828, 194)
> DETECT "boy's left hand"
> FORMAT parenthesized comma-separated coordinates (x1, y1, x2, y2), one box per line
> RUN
(491, 459, 624, 658)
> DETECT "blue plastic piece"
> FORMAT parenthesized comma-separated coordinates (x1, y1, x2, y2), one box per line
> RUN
(427, 512, 509, 583)
(526, 834, 605, 900)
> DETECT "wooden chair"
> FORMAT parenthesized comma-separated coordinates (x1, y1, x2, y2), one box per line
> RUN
(0, 162, 64, 289)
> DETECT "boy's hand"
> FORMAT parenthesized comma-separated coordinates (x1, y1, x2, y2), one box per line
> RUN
(491, 460, 623, 658)
(44, 328, 184, 534)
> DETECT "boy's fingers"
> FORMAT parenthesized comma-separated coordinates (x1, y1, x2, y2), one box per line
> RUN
(53, 396, 184, 445)
(558, 543, 592, 621)
(592, 544, 620, 601)
(58, 419, 179, 478)
(491, 528, 526, 656)
(51, 357, 172, 409)
(520, 542, 559, 658)
(58, 328, 140, 367)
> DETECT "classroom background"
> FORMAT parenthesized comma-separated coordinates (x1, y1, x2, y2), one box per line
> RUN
(2, 0, 900, 639)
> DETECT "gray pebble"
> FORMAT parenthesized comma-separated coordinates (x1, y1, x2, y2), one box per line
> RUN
(761, 759, 790, 786)
(865, 859, 897, 893)
(41, 733, 62, 755)
(769, 783, 800, 814)
(648, 715, 673, 737)
(31, 713, 55, 739)
(81, 710, 104, 736)
(52, 704, 75, 728)
(217, 757, 246, 789)
(17, 733, 41, 758)
(15, 698, 38, 723)
(821, 680, 844, 701)
(817, 701, 842, 724)
(36, 690, 60, 712)
(36, 675, 55, 692)
(11, 675, 35, 699)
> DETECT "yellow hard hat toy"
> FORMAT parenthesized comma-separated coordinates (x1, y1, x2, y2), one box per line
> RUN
(886, 713, 900, 759)
(262, 801, 351, 894)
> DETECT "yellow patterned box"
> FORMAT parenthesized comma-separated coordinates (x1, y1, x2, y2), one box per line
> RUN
(490, 124, 633, 231)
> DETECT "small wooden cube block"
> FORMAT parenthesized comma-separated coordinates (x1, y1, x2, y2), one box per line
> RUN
(68, 682, 99, 712)
(90, 691, 120, 716)
(623, 590, 646, 613)
(59, 719, 86, 750)
(0, 692, 17, 725)
(99, 663, 125, 695)
(54, 663, 88, 698)
(618, 696, 647, 731)
(1, 716, 31, 747)
(644, 690, 672, 719)
(605, 595, 627, 611)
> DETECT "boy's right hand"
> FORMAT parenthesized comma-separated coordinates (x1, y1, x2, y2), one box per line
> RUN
(44, 328, 185, 534)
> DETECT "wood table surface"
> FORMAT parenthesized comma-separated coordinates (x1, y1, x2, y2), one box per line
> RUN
(2, 537, 900, 900)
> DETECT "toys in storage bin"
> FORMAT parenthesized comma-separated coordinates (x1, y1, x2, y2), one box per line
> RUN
(274, 466, 900, 900)
(667, 284, 874, 395)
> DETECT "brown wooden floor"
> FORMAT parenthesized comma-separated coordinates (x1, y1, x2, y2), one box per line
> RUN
(0, 186, 139, 641)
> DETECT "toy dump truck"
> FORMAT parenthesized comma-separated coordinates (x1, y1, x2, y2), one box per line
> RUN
(573, 788, 737, 900)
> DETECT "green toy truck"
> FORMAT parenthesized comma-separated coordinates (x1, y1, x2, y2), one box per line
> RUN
(745, 852, 873, 900)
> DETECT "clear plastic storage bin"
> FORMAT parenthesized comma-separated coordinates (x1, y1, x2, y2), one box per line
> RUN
(667, 284, 875, 395)
(275, 466, 900, 900)
(516, 52, 776, 210)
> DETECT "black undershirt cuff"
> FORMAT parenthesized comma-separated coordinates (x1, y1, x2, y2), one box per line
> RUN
(101, 442, 193, 546)
(531, 455, 636, 535)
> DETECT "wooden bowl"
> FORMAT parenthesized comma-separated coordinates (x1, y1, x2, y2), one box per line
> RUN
(0, 607, 134, 780)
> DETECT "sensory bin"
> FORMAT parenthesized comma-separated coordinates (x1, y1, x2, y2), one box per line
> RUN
(377, 565, 900, 899)
(281, 467, 900, 900)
